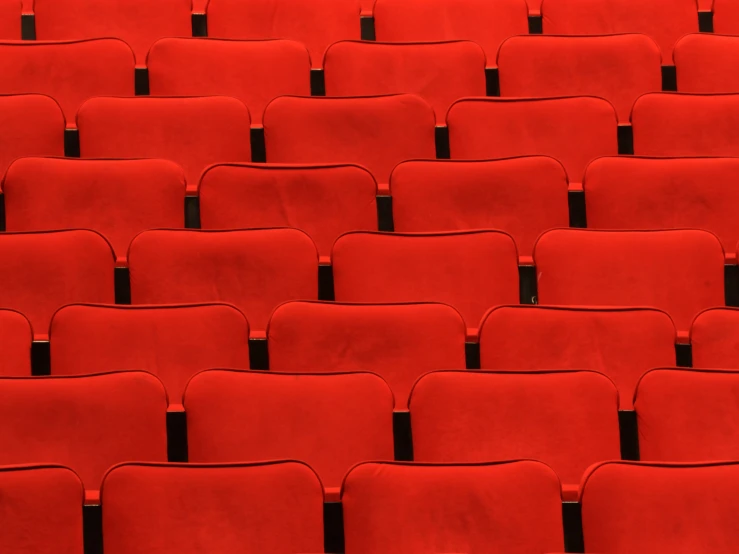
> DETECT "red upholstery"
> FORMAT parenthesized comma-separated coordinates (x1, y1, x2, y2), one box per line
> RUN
(49, 303, 250, 409)
(479, 306, 677, 409)
(498, 34, 661, 123)
(713, 0, 739, 35)
(585, 156, 739, 263)
(0, 372, 167, 504)
(0, 94, 64, 190)
(541, 0, 698, 58)
(635, 368, 739, 461)
(342, 461, 565, 553)
(373, 0, 528, 64)
(409, 370, 620, 500)
(691, 308, 739, 369)
(390, 156, 569, 264)
(128, 229, 318, 339)
(447, 96, 618, 190)
(77, 96, 251, 194)
(0, 465, 83, 554)
(102, 461, 324, 554)
(147, 38, 311, 126)
(323, 41, 486, 124)
(533, 229, 725, 339)
(263, 94, 435, 194)
(184, 370, 394, 500)
(674, 34, 739, 92)
(0, 309, 31, 376)
(0, 0, 19, 38)
(4, 157, 185, 265)
(199, 163, 377, 264)
(0, 230, 114, 340)
(267, 301, 467, 406)
(0, 39, 133, 126)
(632, 93, 739, 157)
(205, 0, 360, 67)
(33, 0, 192, 66)
(332, 231, 519, 340)
(581, 461, 739, 554)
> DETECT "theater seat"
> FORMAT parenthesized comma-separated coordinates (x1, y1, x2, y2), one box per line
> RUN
(447, 96, 618, 191)
(674, 34, 739, 93)
(581, 461, 739, 553)
(409, 370, 620, 500)
(0, 0, 19, 38)
(691, 308, 739, 369)
(0, 371, 167, 504)
(390, 157, 569, 264)
(373, 0, 528, 65)
(584, 156, 739, 263)
(332, 231, 520, 340)
(128, 229, 318, 339)
(267, 301, 467, 406)
(77, 96, 251, 194)
(0, 230, 115, 340)
(0, 39, 134, 126)
(713, 0, 739, 35)
(0, 465, 83, 554)
(632, 93, 739, 157)
(498, 34, 662, 123)
(342, 461, 565, 553)
(479, 306, 677, 409)
(323, 40, 486, 124)
(184, 370, 394, 500)
(147, 38, 311, 126)
(635, 367, 739, 461)
(33, 0, 192, 66)
(102, 461, 324, 554)
(205, 0, 360, 68)
(534, 229, 725, 340)
(0, 309, 32, 376)
(49, 303, 250, 409)
(263, 94, 435, 194)
(541, 0, 698, 59)
(199, 163, 377, 264)
(0, 94, 64, 189)
(4, 157, 185, 265)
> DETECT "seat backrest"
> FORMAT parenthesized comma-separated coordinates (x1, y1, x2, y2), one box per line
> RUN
(0, 39, 134, 126)
(635, 367, 739, 461)
(372, 0, 528, 65)
(128, 229, 318, 338)
(147, 38, 311, 126)
(199, 163, 377, 264)
(0, 94, 64, 186)
(33, 0, 192, 65)
(533, 229, 725, 337)
(541, 0, 699, 58)
(409, 370, 620, 499)
(691, 307, 739, 369)
(342, 460, 565, 554)
(76, 96, 251, 194)
(673, 34, 739, 92)
(204, 0, 361, 68)
(584, 156, 739, 263)
(0, 0, 20, 39)
(331, 231, 520, 340)
(184, 370, 394, 497)
(4, 157, 185, 264)
(323, 40, 486, 124)
(447, 96, 618, 189)
(479, 306, 677, 409)
(102, 461, 324, 554)
(49, 303, 250, 407)
(390, 156, 569, 265)
(0, 465, 84, 554)
(581, 461, 739, 554)
(0, 372, 168, 502)
(262, 94, 436, 193)
(632, 93, 739, 157)
(267, 301, 467, 406)
(713, 0, 739, 35)
(0, 309, 32, 376)
(498, 34, 662, 123)
(0, 230, 115, 340)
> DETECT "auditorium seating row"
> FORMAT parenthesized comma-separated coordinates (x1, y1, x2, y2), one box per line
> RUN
(6, 459, 739, 553)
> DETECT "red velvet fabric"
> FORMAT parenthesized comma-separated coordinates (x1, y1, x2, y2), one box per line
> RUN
(0, 309, 32, 376)
(674, 34, 739, 92)
(691, 307, 739, 369)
